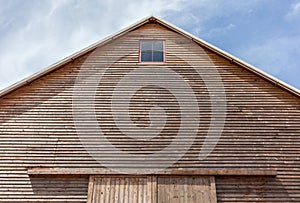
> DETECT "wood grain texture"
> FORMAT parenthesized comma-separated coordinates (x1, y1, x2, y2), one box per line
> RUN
(28, 168, 277, 176)
(0, 22, 299, 202)
(157, 176, 217, 203)
(89, 175, 216, 203)
(90, 176, 149, 203)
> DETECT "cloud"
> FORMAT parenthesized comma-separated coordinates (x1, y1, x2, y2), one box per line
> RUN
(286, 2, 300, 20)
(0, 0, 299, 91)
(162, 0, 300, 89)
(0, 0, 183, 90)
(201, 23, 236, 38)
(163, 0, 261, 34)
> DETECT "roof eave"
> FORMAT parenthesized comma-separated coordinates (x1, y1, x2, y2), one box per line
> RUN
(0, 16, 153, 98)
(0, 16, 299, 98)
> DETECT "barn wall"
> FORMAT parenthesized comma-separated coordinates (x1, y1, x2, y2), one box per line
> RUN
(216, 176, 298, 202)
(0, 22, 299, 202)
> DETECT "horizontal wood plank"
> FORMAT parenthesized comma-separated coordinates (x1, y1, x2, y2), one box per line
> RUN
(27, 168, 277, 176)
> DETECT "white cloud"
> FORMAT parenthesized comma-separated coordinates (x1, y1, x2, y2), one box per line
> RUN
(162, 0, 262, 38)
(0, 0, 299, 91)
(0, 0, 183, 90)
(286, 2, 300, 19)
(202, 23, 236, 37)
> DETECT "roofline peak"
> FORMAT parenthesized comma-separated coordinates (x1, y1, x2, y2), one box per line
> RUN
(0, 16, 299, 98)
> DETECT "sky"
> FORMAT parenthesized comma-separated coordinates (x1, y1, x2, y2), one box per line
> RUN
(0, 0, 299, 91)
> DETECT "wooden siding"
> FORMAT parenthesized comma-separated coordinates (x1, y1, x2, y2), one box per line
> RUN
(0, 22, 299, 202)
(216, 175, 300, 202)
(0, 167, 88, 202)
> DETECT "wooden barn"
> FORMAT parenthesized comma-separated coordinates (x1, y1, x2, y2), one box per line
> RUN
(0, 16, 299, 202)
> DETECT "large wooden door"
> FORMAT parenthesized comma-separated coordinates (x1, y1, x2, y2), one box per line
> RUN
(88, 175, 216, 203)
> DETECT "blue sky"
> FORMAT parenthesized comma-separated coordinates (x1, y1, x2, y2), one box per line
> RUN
(0, 0, 299, 90)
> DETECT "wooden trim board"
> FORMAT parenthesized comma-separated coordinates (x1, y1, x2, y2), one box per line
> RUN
(27, 168, 277, 176)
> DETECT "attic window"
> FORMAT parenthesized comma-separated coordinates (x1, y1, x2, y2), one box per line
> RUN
(140, 40, 165, 62)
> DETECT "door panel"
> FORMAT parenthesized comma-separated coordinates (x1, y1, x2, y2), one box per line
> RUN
(88, 176, 156, 203)
(157, 176, 216, 203)
(88, 175, 216, 203)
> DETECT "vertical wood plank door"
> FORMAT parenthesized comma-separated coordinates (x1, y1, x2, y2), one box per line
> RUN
(88, 176, 156, 203)
(157, 176, 217, 203)
(88, 176, 216, 203)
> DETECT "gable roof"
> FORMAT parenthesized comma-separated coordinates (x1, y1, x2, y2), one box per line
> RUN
(0, 16, 299, 98)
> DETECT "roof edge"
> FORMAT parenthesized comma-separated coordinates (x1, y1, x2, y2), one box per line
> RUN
(0, 15, 153, 98)
(0, 16, 299, 98)
(154, 17, 300, 98)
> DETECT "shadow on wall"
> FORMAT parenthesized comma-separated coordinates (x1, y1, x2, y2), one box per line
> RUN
(30, 177, 89, 199)
(216, 176, 291, 202)
(30, 175, 291, 202)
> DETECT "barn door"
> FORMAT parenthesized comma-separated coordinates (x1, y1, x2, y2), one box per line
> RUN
(88, 175, 216, 203)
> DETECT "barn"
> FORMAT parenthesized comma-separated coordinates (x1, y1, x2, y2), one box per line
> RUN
(0, 16, 299, 202)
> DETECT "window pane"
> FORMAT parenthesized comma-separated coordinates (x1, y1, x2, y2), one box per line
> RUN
(141, 41, 152, 50)
(153, 41, 163, 51)
(141, 51, 153, 62)
(153, 51, 164, 62)
(140, 41, 165, 62)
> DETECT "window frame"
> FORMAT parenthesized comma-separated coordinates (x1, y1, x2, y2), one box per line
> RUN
(139, 40, 166, 63)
